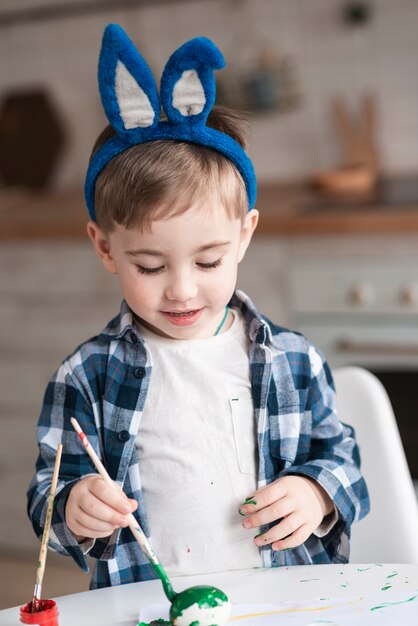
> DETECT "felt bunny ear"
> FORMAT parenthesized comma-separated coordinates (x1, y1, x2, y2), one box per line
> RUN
(85, 27, 256, 222)
(160, 37, 225, 125)
(98, 24, 160, 139)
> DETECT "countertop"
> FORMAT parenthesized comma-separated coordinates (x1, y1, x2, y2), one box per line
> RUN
(2, 179, 418, 240)
(2, 564, 418, 626)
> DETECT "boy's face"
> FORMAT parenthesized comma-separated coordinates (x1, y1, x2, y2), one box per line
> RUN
(88, 201, 259, 339)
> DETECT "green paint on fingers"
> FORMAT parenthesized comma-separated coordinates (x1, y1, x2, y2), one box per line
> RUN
(239, 497, 257, 514)
(239, 496, 257, 515)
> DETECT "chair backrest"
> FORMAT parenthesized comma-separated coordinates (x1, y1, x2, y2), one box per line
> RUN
(333, 366, 418, 564)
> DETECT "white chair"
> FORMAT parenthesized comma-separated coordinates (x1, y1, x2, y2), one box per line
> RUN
(333, 366, 418, 564)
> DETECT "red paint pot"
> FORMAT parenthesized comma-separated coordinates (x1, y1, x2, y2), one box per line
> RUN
(20, 600, 59, 626)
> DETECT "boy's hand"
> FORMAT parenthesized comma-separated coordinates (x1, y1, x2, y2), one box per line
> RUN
(65, 475, 138, 541)
(239, 475, 334, 551)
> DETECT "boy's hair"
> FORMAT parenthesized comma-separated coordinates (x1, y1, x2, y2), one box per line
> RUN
(91, 105, 249, 232)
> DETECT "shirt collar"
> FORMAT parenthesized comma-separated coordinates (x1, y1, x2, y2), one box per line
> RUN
(98, 300, 141, 343)
(229, 289, 273, 345)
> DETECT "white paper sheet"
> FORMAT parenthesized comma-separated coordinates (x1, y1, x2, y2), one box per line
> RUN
(139, 591, 418, 625)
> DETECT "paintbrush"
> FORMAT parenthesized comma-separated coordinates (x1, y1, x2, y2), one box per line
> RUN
(70, 417, 175, 601)
(70, 417, 231, 626)
(32, 443, 63, 612)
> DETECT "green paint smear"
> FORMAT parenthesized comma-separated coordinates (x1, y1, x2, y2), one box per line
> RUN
(387, 571, 398, 578)
(300, 578, 320, 582)
(150, 562, 176, 601)
(381, 585, 392, 591)
(239, 496, 257, 514)
(370, 594, 417, 611)
(170, 586, 228, 620)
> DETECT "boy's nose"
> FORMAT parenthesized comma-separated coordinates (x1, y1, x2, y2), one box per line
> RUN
(165, 274, 198, 303)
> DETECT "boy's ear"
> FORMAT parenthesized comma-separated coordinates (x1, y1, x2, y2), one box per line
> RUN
(86, 221, 117, 274)
(238, 209, 259, 263)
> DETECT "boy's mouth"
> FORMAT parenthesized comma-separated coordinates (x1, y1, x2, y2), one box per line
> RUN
(162, 308, 203, 326)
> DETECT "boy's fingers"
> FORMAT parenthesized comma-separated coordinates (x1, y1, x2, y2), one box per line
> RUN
(80, 491, 131, 526)
(129, 498, 138, 511)
(238, 481, 285, 516)
(89, 478, 136, 514)
(271, 524, 310, 551)
(79, 488, 131, 526)
(72, 518, 117, 539)
(76, 509, 120, 533)
(242, 498, 293, 529)
(253, 512, 303, 547)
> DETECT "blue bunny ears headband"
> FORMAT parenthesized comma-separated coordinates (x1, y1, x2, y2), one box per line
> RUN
(85, 24, 257, 221)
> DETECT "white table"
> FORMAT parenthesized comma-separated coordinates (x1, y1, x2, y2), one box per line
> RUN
(2, 563, 417, 626)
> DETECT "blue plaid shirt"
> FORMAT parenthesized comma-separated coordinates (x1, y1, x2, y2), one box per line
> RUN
(27, 290, 369, 589)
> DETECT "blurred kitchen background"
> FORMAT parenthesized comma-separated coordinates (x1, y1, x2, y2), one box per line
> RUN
(1, 0, 418, 609)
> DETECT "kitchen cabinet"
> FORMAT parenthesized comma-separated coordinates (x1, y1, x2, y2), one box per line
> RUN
(286, 234, 418, 363)
(283, 233, 418, 480)
(241, 232, 418, 338)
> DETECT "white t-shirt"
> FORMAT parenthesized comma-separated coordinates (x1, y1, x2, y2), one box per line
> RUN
(135, 310, 261, 575)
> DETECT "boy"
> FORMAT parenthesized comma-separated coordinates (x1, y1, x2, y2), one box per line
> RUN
(28, 25, 369, 589)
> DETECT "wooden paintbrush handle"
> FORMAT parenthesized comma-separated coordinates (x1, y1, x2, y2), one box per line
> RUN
(70, 418, 160, 565)
(34, 443, 63, 600)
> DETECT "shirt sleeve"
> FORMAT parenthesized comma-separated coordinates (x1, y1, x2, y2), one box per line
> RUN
(313, 505, 338, 538)
(280, 344, 370, 558)
(26, 360, 120, 572)
(78, 537, 96, 555)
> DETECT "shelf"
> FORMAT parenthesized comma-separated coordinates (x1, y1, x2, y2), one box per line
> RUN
(2, 180, 418, 240)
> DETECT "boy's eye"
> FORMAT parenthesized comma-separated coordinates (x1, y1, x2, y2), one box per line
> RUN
(135, 265, 164, 275)
(197, 259, 223, 270)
